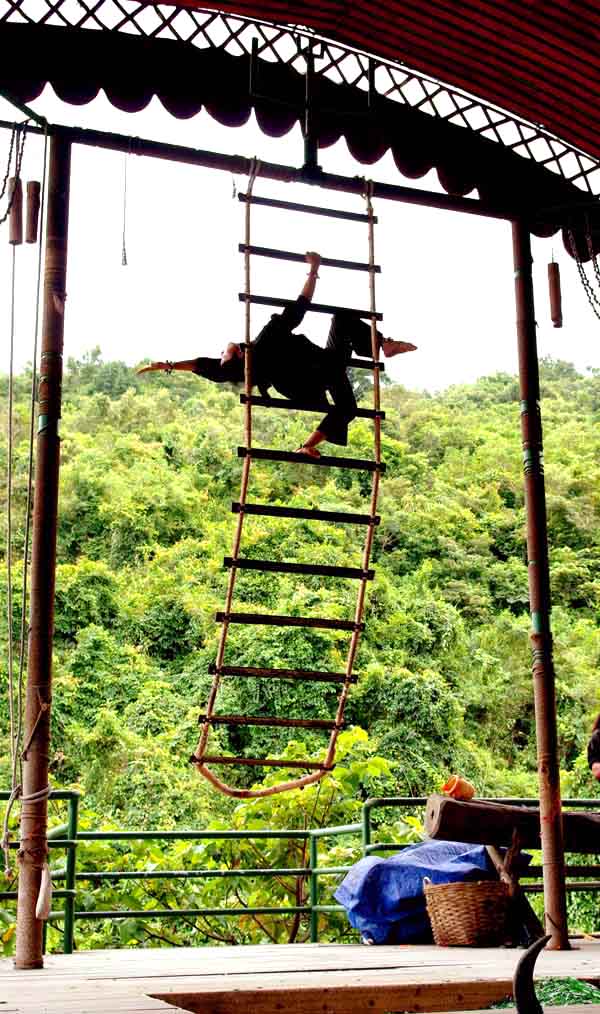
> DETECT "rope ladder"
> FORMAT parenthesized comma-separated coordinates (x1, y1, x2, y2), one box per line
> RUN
(191, 177, 385, 798)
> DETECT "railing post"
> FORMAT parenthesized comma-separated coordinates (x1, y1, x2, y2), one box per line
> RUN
(362, 802, 372, 853)
(63, 792, 79, 954)
(309, 835, 318, 943)
(15, 130, 71, 970)
(512, 219, 568, 950)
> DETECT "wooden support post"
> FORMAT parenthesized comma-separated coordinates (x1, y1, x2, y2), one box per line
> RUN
(512, 219, 569, 950)
(15, 133, 71, 970)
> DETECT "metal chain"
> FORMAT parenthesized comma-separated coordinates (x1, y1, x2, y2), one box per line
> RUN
(0, 125, 17, 203)
(0, 122, 27, 226)
(567, 228, 600, 321)
(584, 218, 600, 292)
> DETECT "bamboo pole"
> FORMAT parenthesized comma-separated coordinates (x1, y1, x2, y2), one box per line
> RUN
(15, 134, 71, 970)
(512, 220, 569, 950)
(0, 119, 523, 223)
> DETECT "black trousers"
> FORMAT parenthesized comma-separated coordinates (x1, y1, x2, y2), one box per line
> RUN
(254, 310, 379, 446)
(315, 310, 379, 445)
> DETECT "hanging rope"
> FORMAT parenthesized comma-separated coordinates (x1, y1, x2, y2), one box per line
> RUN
(195, 157, 261, 782)
(121, 151, 128, 266)
(5, 241, 18, 849)
(2, 124, 49, 880)
(328, 179, 382, 771)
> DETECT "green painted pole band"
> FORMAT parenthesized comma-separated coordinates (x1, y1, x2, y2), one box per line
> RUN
(520, 399, 540, 414)
(522, 448, 534, 472)
(309, 835, 319, 943)
(63, 793, 79, 954)
(531, 611, 545, 634)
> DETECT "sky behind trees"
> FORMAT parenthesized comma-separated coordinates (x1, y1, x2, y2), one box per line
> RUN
(1, 87, 599, 391)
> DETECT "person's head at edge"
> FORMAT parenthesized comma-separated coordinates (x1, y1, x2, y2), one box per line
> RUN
(589, 714, 600, 781)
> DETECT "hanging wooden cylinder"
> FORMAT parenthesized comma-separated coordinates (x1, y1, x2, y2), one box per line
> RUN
(26, 181, 41, 244)
(548, 260, 562, 328)
(8, 177, 23, 245)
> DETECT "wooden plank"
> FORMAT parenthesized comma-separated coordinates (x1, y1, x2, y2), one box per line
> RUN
(209, 663, 356, 684)
(3, 942, 600, 1014)
(231, 502, 380, 526)
(239, 293, 383, 322)
(216, 611, 362, 631)
(196, 755, 331, 770)
(238, 244, 381, 274)
(152, 979, 513, 1014)
(237, 193, 377, 224)
(239, 394, 385, 419)
(238, 447, 385, 472)
(198, 713, 339, 730)
(425, 793, 600, 852)
(224, 557, 374, 580)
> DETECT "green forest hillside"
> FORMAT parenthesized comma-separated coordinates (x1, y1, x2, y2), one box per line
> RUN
(1, 353, 600, 948)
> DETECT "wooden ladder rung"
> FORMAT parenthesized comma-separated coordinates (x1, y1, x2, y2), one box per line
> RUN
(241, 351, 383, 372)
(238, 192, 377, 224)
(240, 395, 384, 417)
(192, 754, 333, 771)
(238, 244, 381, 274)
(198, 713, 340, 731)
(209, 663, 357, 684)
(232, 502, 380, 526)
(238, 447, 385, 472)
(216, 611, 363, 631)
(349, 358, 384, 371)
(239, 293, 383, 322)
(224, 557, 374, 580)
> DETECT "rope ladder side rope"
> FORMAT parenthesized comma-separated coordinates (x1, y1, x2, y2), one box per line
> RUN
(191, 179, 384, 798)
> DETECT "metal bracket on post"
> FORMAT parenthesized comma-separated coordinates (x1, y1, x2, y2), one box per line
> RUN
(301, 42, 323, 180)
(367, 59, 376, 111)
(249, 36, 259, 99)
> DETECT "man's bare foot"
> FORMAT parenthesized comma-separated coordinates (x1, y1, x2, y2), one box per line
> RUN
(295, 445, 321, 458)
(381, 338, 417, 358)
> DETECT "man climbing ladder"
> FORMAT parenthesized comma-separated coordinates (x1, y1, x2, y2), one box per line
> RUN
(137, 252, 416, 455)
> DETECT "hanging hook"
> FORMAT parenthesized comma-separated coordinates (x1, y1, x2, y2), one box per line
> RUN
(121, 148, 129, 267)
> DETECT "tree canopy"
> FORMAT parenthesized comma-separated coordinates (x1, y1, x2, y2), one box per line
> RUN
(1, 352, 599, 950)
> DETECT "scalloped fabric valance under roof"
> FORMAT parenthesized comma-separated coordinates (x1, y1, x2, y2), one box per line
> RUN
(176, 0, 600, 164)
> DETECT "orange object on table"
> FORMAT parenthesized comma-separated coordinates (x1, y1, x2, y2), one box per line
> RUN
(441, 774, 475, 800)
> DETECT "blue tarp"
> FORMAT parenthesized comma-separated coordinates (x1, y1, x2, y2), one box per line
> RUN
(334, 839, 498, 944)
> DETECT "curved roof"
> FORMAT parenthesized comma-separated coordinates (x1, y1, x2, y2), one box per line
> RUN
(185, 0, 600, 164)
(1, 1, 599, 257)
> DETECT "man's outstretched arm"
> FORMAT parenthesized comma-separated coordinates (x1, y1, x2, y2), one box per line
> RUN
(137, 359, 198, 375)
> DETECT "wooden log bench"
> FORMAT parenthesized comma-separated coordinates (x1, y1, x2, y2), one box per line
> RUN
(425, 794, 600, 853)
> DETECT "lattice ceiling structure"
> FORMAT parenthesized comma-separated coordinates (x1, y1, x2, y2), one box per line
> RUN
(1, 0, 599, 255)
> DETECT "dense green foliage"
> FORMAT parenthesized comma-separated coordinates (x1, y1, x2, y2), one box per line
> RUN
(1, 350, 599, 951)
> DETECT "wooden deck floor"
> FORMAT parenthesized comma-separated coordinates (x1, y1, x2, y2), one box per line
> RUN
(2, 941, 600, 1014)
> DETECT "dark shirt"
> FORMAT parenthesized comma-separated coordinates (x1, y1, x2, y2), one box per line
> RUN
(588, 729, 600, 768)
(192, 296, 357, 445)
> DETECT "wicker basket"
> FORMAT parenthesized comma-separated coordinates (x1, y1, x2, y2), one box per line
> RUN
(424, 879, 510, 947)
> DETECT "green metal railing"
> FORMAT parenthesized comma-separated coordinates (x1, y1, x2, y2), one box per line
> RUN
(2, 791, 600, 953)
